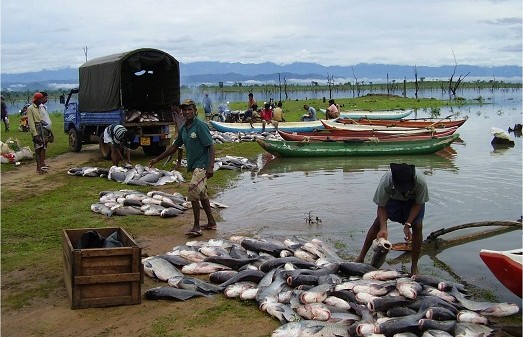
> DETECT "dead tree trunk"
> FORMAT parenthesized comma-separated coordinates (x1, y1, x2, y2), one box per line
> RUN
(448, 51, 470, 99)
(414, 66, 419, 99)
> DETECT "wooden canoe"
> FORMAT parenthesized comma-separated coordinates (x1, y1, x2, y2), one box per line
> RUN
(209, 120, 324, 133)
(319, 109, 413, 120)
(321, 120, 460, 135)
(336, 116, 468, 128)
(257, 134, 459, 158)
(278, 127, 458, 142)
(480, 248, 522, 297)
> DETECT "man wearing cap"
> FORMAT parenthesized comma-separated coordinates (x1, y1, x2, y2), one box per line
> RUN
(1, 95, 9, 132)
(27, 92, 52, 174)
(355, 163, 429, 275)
(148, 99, 217, 237)
(101, 124, 135, 166)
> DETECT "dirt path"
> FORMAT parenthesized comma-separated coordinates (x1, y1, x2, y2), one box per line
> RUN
(1, 146, 278, 337)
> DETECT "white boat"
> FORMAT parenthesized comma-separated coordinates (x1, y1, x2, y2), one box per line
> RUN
(319, 109, 413, 120)
(209, 120, 325, 133)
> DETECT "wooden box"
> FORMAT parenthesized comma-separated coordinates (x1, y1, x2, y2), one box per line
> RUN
(62, 227, 143, 309)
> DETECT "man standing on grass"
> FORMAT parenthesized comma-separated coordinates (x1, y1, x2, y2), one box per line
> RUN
(148, 99, 217, 237)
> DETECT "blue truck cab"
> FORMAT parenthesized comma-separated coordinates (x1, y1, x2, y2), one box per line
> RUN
(60, 48, 180, 157)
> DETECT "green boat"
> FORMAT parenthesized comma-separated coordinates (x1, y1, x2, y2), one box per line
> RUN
(256, 134, 460, 158)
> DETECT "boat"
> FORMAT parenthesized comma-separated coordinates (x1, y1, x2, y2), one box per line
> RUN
(336, 116, 468, 129)
(319, 109, 413, 120)
(277, 127, 458, 142)
(209, 120, 324, 133)
(256, 134, 459, 158)
(479, 248, 522, 297)
(321, 120, 459, 135)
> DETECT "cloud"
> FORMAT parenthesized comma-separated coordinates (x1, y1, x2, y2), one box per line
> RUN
(1, 0, 521, 74)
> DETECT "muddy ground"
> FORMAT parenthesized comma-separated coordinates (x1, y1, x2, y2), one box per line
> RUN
(1, 145, 278, 337)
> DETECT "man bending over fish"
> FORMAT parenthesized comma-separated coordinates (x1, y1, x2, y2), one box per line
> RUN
(355, 163, 429, 275)
(149, 99, 217, 237)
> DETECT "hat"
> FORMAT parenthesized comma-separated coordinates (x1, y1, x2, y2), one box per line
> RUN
(33, 92, 44, 102)
(179, 99, 196, 108)
(390, 163, 416, 192)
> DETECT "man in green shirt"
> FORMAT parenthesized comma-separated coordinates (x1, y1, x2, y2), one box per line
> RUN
(149, 99, 217, 237)
(355, 163, 429, 275)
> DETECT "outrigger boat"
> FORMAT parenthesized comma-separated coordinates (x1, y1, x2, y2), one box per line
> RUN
(335, 116, 467, 129)
(277, 126, 459, 142)
(257, 134, 459, 158)
(319, 109, 413, 120)
(480, 248, 522, 297)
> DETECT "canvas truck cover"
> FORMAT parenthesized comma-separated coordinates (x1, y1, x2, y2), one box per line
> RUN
(78, 48, 180, 112)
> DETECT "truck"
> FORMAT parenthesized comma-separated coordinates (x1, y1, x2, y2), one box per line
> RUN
(60, 48, 180, 157)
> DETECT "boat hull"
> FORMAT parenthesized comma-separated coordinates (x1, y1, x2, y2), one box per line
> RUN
(278, 127, 458, 142)
(319, 109, 413, 120)
(257, 134, 459, 158)
(480, 248, 523, 297)
(336, 117, 467, 128)
(209, 120, 324, 133)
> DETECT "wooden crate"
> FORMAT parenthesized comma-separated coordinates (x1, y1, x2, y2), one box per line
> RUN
(62, 227, 143, 309)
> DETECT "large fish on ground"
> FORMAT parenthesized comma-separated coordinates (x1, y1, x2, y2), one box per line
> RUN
(167, 275, 222, 295)
(370, 237, 392, 268)
(271, 320, 350, 337)
(449, 287, 520, 317)
(144, 286, 212, 301)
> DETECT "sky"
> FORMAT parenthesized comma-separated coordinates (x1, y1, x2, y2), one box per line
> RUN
(1, 0, 522, 74)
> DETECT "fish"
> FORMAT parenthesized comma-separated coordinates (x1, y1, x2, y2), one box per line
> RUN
(363, 269, 403, 281)
(352, 283, 392, 297)
(449, 287, 520, 317)
(324, 296, 352, 310)
(386, 307, 417, 317)
(241, 238, 289, 257)
(240, 287, 259, 300)
(142, 256, 183, 281)
(209, 270, 238, 284)
(293, 249, 319, 262)
(229, 244, 250, 259)
(418, 319, 456, 334)
(294, 302, 332, 321)
(160, 207, 183, 218)
(257, 269, 288, 303)
(217, 269, 266, 290)
(167, 275, 222, 294)
(224, 281, 258, 298)
(370, 237, 392, 268)
(260, 297, 302, 324)
(310, 238, 343, 262)
(300, 284, 333, 304)
(422, 330, 453, 337)
(203, 256, 259, 270)
(368, 295, 412, 312)
(144, 286, 212, 301)
(259, 257, 317, 273)
(396, 277, 422, 300)
(420, 286, 456, 303)
(271, 320, 350, 337)
(453, 322, 493, 337)
(456, 310, 489, 325)
(338, 262, 377, 277)
(425, 307, 457, 321)
(112, 205, 144, 216)
(181, 262, 232, 275)
(374, 312, 424, 336)
(157, 254, 192, 267)
(199, 246, 231, 258)
(287, 274, 320, 287)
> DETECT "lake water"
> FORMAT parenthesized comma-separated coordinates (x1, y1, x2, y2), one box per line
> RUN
(213, 88, 522, 303)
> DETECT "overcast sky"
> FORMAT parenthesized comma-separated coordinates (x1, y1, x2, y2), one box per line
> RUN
(1, 0, 521, 74)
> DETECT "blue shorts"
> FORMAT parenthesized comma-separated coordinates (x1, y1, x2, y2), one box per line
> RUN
(385, 199, 425, 224)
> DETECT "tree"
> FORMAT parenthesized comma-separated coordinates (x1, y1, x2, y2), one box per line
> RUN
(448, 50, 470, 99)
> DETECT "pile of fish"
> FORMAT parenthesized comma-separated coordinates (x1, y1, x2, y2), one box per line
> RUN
(68, 164, 184, 186)
(214, 155, 258, 171)
(125, 109, 160, 122)
(91, 189, 229, 217)
(143, 236, 520, 337)
(211, 130, 282, 144)
(91, 189, 187, 217)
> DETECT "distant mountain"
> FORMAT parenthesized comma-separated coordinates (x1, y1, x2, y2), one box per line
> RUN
(1, 62, 521, 91)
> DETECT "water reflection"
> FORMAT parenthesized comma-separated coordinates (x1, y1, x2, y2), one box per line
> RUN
(259, 152, 458, 175)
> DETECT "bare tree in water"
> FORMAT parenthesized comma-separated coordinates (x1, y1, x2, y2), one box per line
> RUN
(327, 75, 334, 99)
(448, 51, 470, 99)
(414, 65, 419, 99)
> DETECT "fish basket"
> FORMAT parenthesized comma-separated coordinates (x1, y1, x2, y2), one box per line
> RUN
(62, 227, 143, 309)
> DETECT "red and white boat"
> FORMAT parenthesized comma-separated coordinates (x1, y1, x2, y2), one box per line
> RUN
(479, 248, 523, 297)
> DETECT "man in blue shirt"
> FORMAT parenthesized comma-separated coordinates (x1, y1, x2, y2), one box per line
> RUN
(149, 99, 217, 237)
(355, 163, 429, 275)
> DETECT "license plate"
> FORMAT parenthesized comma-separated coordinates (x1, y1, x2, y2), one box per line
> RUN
(140, 137, 151, 146)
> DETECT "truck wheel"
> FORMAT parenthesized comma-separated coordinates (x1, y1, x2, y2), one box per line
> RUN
(143, 145, 166, 156)
(68, 128, 82, 152)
